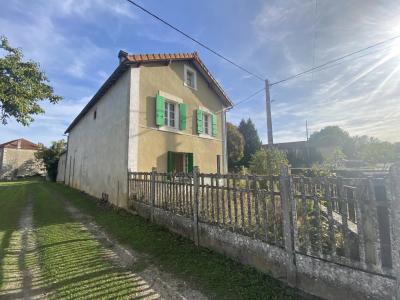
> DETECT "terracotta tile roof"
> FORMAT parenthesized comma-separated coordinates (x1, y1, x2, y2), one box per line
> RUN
(0, 138, 39, 150)
(121, 51, 232, 107)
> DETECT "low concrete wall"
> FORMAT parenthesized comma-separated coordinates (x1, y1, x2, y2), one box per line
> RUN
(296, 253, 395, 300)
(132, 200, 396, 300)
(134, 201, 193, 239)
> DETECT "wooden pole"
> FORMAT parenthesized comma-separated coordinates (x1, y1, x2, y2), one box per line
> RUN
(265, 79, 274, 146)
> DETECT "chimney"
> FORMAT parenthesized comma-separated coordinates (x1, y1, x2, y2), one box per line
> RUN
(17, 139, 21, 149)
(118, 50, 128, 64)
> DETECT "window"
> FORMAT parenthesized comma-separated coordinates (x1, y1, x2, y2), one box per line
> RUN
(184, 65, 197, 89)
(93, 109, 97, 120)
(217, 155, 221, 174)
(203, 113, 210, 135)
(164, 101, 176, 128)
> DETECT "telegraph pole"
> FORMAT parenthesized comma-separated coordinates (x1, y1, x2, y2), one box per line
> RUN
(265, 79, 274, 146)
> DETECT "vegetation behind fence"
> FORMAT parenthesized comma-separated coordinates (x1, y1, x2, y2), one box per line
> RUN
(128, 164, 400, 299)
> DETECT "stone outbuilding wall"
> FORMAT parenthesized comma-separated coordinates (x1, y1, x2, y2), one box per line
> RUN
(0, 138, 45, 180)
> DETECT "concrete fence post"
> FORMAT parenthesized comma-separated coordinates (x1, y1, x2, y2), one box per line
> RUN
(280, 165, 297, 287)
(151, 167, 157, 222)
(389, 163, 400, 299)
(193, 166, 200, 246)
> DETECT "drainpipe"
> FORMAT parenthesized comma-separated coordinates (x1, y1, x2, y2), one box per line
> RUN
(221, 108, 228, 174)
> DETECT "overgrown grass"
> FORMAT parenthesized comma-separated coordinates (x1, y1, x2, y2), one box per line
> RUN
(50, 182, 304, 300)
(30, 183, 143, 299)
(0, 180, 29, 289)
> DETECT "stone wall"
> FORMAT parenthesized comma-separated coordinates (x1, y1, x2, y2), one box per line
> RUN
(0, 148, 45, 179)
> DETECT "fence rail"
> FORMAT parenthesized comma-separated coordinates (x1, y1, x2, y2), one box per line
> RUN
(128, 164, 400, 299)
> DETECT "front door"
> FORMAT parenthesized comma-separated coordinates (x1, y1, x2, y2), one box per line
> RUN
(171, 152, 184, 173)
(167, 152, 193, 173)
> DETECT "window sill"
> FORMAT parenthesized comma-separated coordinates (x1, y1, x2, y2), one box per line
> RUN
(183, 82, 197, 91)
(158, 126, 184, 134)
(199, 133, 216, 140)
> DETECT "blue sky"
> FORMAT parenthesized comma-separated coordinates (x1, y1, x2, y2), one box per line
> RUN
(1, 0, 400, 145)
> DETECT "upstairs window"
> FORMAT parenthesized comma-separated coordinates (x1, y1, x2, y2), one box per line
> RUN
(184, 65, 197, 90)
(155, 92, 186, 130)
(196, 109, 217, 137)
(164, 101, 176, 128)
(203, 113, 210, 135)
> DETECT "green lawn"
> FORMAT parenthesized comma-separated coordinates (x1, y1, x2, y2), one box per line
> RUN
(49, 182, 303, 300)
(30, 182, 143, 299)
(0, 180, 144, 299)
(0, 180, 29, 290)
(0, 179, 304, 299)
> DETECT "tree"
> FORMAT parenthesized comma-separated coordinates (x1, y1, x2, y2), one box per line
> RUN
(309, 126, 354, 158)
(325, 147, 347, 169)
(360, 141, 397, 168)
(35, 140, 66, 181)
(249, 148, 288, 176)
(0, 36, 62, 125)
(226, 122, 244, 171)
(238, 118, 262, 167)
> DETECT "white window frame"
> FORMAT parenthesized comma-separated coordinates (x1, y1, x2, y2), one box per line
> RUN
(164, 101, 177, 128)
(158, 91, 183, 133)
(198, 106, 215, 139)
(203, 112, 211, 135)
(184, 65, 197, 90)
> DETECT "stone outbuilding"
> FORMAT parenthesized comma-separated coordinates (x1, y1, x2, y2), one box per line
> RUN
(0, 138, 45, 180)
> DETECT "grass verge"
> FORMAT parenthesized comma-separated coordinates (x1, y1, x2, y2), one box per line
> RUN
(50, 182, 304, 300)
(30, 182, 144, 299)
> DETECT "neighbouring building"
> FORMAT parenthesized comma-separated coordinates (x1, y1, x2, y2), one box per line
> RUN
(59, 51, 233, 207)
(0, 138, 45, 179)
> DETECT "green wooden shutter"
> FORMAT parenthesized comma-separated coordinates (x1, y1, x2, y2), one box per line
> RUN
(179, 103, 186, 130)
(155, 95, 165, 126)
(196, 109, 203, 134)
(187, 153, 193, 173)
(212, 113, 217, 137)
(167, 151, 173, 173)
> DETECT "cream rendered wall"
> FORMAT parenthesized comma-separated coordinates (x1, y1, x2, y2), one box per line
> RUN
(56, 152, 67, 182)
(136, 61, 227, 173)
(65, 69, 132, 208)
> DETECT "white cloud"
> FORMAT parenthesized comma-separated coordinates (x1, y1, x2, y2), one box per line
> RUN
(236, 0, 400, 143)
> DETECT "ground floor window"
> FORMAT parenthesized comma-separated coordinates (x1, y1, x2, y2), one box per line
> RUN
(167, 151, 193, 173)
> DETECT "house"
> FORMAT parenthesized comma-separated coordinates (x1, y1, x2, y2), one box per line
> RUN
(0, 138, 45, 179)
(60, 51, 233, 208)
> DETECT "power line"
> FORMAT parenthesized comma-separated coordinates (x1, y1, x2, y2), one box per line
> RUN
(233, 87, 266, 107)
(232, 41, 396, 110)
(124, 0, 265, 81)
(269, 34, 400, 86)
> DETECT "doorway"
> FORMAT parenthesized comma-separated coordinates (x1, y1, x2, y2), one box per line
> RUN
(167, 151, 193, 173)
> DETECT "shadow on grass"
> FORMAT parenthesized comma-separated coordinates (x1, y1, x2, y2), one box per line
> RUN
(23, 182, 159, 299)
(49, 182, 304, 300)
(0, 180, 36, 290)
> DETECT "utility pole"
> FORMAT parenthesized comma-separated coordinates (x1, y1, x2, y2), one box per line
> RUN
(306, 120, 309, 141)
(265, 79, 274, 146)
